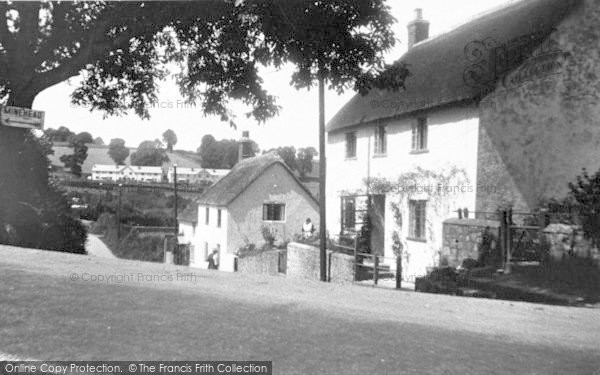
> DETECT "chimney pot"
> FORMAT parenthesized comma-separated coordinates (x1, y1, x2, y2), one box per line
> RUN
(415, 8, 422, 20)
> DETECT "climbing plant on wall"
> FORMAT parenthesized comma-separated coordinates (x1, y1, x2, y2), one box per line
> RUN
(365, 166, 470, 267)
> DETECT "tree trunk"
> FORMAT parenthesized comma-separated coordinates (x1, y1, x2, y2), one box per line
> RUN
(0, 92, 51, 240)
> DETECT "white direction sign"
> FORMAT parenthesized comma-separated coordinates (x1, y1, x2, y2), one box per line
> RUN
(0, 105, 45, 130)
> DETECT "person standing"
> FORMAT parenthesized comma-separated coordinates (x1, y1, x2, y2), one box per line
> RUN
(207, 249, 219, 270)
(302, 218, 315, 239)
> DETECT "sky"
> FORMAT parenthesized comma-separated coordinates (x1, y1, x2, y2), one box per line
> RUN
(33, 0, 517, 152)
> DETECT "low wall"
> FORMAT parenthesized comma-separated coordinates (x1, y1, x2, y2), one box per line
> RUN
(238, 250, 280, 276)
(287, 242, 354, 283)
(442, 218, 501, 267)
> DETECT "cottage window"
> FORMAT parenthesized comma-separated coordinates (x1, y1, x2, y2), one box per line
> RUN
(263, 203, 285, 222)
(205, 207, 210, 225)
(217, 209, 222, 228)
(411, 118, 428, 151)
(204, 242, 209, 261)
(374, 124, 387, 155)
(409, 200, 427, 241)
(345, 132, 357, 158)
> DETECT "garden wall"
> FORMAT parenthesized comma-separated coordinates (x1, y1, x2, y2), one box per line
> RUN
(238, 250, 281, 276)
(442, 218, 501, 267)
(287, 242, 354, 283)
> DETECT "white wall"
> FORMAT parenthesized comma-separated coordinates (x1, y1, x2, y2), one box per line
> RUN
(326, 104, 480, 277)
(189, 205, 232, 271)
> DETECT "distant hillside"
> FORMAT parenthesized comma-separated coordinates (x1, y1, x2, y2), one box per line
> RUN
(49, 142, 203, 175)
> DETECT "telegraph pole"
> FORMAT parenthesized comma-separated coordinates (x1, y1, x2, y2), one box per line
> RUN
(318, 74, 327, 282)
(173, 163, 179, 235)
(117, 183, 123, 238)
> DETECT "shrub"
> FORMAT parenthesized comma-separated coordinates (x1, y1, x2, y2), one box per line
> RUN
(568, 168, 600, 247)
(261, 224, 277, 246)
(237, 243, 257, 258)
(0, 185, 87, 254)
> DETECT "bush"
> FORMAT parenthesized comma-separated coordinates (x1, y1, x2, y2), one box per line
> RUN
(261, 224, 277, 246)
(568, 168, 600, 247)
(0, 185, 87, 254)
(237, 243, 258, 258)
(90, 213, 118, 234)
(112, 229, 165, 262)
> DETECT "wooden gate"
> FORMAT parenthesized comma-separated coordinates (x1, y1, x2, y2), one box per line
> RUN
(499, 208, 549, 272)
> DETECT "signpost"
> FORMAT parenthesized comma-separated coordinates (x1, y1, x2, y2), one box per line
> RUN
(0, 105, 45, 130)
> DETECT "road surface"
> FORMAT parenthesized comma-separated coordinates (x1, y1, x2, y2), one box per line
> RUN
(0, 245, 598, 374)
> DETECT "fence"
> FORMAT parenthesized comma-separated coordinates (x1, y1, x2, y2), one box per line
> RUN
(451, 207, 593, 273)
(57, 179, 207, 194)
(330, 235, 403, 289)
(123, 225, 176, 234)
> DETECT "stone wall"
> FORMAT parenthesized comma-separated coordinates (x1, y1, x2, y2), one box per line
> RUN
(442, 218, 501, 268)
(287, 242, 354, 283)
(237, 249, 281, 276)
(476, 0, 600, 213)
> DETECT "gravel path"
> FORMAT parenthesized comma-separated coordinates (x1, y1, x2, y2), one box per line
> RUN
(85, 234, 116, 258)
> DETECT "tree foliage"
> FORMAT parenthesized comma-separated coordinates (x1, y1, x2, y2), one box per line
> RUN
(73, 131, 94, 144)
(198, 135, 258, 169)
(162, 129, 177, 152)
(0, 1, 404, 252)
(130, 140, 169, 167)
(568, 168, 600, 247)
(59, 138, 88, 177)
(107, 138, 130, 165)
(297, 146, 318, 178)
(44, 126, 76, 142)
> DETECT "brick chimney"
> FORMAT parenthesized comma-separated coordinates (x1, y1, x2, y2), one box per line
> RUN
(238, 131, 252, 163)
(407, 8, 429, 49)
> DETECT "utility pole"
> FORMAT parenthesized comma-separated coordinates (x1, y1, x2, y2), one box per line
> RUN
(117, 183, 123, 238)
(318, 74, 327, 282)
(173, 163, 179, 235)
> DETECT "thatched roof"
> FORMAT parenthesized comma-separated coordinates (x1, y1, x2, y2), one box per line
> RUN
(178, 202, 199, 223)
(327, 0, 580, 133)
(197, 153, 318, 207)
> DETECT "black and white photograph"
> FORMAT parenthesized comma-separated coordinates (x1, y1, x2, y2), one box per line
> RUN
(0, 0, 599, 374)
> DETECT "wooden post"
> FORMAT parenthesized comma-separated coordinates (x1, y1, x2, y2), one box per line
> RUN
(395, 255, 402, 289)
(318, 74, 327, 282)
(173, 164, 179, 236)
(117, 184, 123, 239)
(505, 208, 512, 274)
(538, 208, 547, 262)
(373, 254, 379, 286)
(500, 209, 507, 270)
(353, 237, 358, 282)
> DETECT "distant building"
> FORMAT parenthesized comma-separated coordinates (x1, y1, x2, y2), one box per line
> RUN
(178, 153, 319, 272)
(166, 167, 229, 184)
(91, 164, 163, 182)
